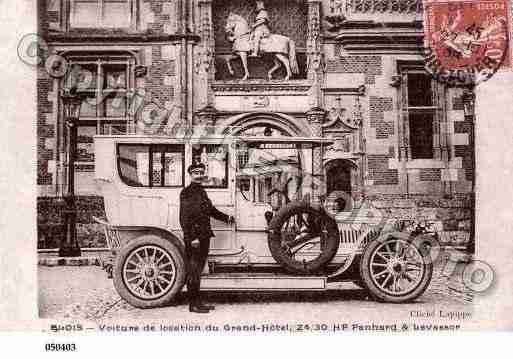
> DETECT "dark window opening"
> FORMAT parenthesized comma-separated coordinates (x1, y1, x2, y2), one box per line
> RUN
(409, 113, 434, 159)
(407, 72, 433, 107)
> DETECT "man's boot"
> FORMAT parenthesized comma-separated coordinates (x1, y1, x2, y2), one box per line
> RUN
(189, 302, 210, 313)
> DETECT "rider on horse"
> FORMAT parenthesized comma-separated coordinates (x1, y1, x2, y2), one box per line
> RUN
(250, 1, 270, 57)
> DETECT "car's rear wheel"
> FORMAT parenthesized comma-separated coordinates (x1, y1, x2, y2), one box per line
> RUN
(113, 235, 186, 308)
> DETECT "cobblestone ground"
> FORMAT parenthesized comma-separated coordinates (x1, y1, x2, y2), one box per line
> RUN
(38, 254, 473, 323)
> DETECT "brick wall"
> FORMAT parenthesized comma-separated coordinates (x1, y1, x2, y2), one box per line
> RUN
(453, 111, 473, 181)
(37, 65, 55, 186)
(452, 95, 464, 111)
(369, 96, 394, 139)
(140, 0, 176, 34)
(419, 168, 442, 181)
(144, 0, 173, 34)
(326, 55, 382, 84)
(367, 154, 399, 185)
(146, 45, 176, 105)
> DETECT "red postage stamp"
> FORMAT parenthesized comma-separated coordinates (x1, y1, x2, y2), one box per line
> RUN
(423, 0, 511, 84)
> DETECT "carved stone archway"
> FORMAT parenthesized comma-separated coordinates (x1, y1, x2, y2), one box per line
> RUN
(221, 112, 312, 137)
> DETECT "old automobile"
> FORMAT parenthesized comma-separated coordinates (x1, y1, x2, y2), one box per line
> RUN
(94, 133, 434, 308)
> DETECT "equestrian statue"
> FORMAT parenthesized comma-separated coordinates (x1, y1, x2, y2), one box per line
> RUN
(225, 1, 299, 81)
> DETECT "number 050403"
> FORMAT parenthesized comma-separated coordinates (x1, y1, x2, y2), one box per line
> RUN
(45, 343, 77, 352)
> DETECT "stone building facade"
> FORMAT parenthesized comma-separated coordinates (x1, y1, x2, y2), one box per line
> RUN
(37, 0, 472, 248)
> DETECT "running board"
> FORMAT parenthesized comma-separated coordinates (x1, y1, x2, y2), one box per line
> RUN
(200, 273, 328, 291)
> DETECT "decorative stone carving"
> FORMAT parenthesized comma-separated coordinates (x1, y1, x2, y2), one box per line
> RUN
(211, 82, 311, 93)
(306, 106, 325, 136)
(324, 97, 348, 129)
(196, 0, 215, 75)
(324, 0, 347, 32)
(345, 0, 420, 13)
(390, 74, 402, 87)
(306, 1, 323, 75)
(323, 94, 364, 131)
(134, 65, 148, 78)
(244, 95, 270, 108)
(195, 104, 217, 127)
(326, 136, 352, 153)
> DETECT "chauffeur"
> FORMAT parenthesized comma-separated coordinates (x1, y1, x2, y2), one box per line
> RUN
(179, 162, 235, 313)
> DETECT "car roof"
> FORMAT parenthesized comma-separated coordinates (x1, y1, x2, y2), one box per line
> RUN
(94, 134, 334, 147)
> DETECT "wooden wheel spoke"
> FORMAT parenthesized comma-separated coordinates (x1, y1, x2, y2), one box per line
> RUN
(126, 259, 140, 268)
(127, 275, 142, 283)
(134, 278, 145, 288)
(135, 252, 145, 264)
(159, 261, 172, 269)
(159, 270, 174, 275)
(402, 272, 416, 282)
(381, 273, 393, 288)
(125, 269, 141, 274)
(393, 275, 401, 292)
(385, 243, 394, 255)
(149, 248, 156, 264)
(155, 252, 165, 265)
(159, 276, 171, 284)
(406, 262, 422, 271)
(396, 241, 407, 258)
(372, 269, 389, 278)
(371, 262, 388, 267)
(142, 281, 149, 294)
(376, 252, 393, 262)
(155, 280, 165, 292)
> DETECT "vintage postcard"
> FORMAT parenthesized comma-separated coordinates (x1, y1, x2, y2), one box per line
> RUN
(1, 0, 513, 351)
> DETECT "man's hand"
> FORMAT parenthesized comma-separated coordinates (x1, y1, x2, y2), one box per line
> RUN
(227, 216, 236, 225)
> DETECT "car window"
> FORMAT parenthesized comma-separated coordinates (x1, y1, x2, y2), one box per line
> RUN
(191, 144, 229, 188)
(118, 144, 184, 187)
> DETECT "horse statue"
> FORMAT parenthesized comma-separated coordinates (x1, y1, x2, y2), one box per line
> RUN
(225, 12, 299, 81)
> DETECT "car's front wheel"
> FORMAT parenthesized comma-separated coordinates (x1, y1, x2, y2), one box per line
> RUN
(359, 233, 433, 303)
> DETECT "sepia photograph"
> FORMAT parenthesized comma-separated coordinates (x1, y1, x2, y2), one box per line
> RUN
(1, 0, 512, 344)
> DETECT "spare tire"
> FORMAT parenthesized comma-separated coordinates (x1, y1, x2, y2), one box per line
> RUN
(268, 201, 340, 274)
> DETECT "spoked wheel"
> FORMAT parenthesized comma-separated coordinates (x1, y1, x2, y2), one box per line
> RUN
(268, 202, 339, 274)
(113, 235, 186, 308)
(359, 233, 433, 303)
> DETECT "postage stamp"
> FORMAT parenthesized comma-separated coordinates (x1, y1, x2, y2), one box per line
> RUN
(423, 0, 512, 84)
(3, 1, 513, 354)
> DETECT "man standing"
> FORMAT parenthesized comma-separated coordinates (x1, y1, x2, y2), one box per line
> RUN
(250, 1, 270, 57)
(179, 163, 235, 313)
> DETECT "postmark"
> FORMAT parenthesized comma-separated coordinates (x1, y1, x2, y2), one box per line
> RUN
(423, 0, 511, 85)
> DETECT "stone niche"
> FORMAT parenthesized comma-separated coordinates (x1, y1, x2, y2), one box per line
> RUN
(213, 0, 308, 80)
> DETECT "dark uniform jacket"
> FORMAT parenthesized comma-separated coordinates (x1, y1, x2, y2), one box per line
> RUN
(179, 182, 230, 241)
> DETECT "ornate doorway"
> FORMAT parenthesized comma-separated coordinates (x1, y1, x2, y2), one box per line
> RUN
(325, 159, 357, 211)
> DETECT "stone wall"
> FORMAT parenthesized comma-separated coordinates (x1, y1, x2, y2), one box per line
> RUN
(367, 194, 471, 246)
